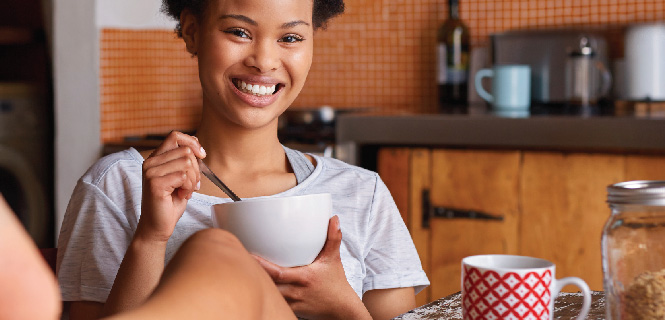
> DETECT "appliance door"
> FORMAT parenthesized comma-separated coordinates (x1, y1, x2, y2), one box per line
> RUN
(0, 145, 49, 247)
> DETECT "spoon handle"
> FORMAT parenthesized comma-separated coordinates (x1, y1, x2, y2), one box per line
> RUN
(198, 159, 242, 201)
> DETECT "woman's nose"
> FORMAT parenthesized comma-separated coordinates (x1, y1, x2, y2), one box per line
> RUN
(245, 40, 280, 73)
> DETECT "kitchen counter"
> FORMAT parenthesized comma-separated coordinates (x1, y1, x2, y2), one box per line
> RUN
(335, 105, 665, 166)
(393, 291, 606, 319)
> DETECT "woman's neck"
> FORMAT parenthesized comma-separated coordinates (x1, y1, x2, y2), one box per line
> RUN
(195, 112, 287, 176)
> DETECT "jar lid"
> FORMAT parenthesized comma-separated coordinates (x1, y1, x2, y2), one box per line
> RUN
(607, 180, 665, 206)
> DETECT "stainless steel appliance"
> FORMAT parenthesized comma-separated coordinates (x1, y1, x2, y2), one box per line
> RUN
(491, 29, 610, 105)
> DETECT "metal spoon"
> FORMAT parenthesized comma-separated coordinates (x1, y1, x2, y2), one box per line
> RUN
(198, 159, 242, 201)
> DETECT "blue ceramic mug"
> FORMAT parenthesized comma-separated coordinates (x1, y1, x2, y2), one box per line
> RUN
(475, 65, 531, 114)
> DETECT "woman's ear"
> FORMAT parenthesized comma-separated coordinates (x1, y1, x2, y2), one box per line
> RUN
(180, 9, 199, 56)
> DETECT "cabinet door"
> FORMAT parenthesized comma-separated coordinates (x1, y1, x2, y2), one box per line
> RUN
(520, 152, 624, 291)
(625, 154, 665, 180)
(378, 148, 431, 306)
(428, 149, 521, 299)
(377, 148, 410, 223)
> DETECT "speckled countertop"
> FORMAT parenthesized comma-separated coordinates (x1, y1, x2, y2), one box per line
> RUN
(393, 291, 607, 319)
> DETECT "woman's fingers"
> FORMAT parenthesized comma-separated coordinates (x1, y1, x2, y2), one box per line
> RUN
(145, 171, 189, 199)
(150, 131, 206, 159)
(144, 153, 200, 200)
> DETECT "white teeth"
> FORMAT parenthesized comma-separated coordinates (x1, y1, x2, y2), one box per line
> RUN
(236, 80, 277, 96)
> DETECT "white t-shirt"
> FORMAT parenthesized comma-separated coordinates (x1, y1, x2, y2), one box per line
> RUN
(56, 147, 430, 302)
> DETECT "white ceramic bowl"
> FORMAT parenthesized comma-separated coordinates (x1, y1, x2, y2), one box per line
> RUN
(212, 193, 332, 267)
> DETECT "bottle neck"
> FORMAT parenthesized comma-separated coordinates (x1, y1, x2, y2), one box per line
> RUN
(448, 0, 460, 19)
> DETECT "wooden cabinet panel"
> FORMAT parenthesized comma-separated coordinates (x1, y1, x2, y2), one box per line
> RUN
(409, 149, 431, 306)
(429, 150, 521, 299)
(520, 152, 624, 291)
(625, 155, 665, 180)
(377, 148, 410, 223)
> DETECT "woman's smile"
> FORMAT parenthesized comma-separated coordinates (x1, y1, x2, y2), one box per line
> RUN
(228, 75, 285, 108)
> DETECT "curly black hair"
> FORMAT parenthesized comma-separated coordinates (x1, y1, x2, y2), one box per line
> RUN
(162, 0, 345, 37)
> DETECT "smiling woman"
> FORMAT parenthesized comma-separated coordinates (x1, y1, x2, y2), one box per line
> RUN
(56, 0, 429, 319)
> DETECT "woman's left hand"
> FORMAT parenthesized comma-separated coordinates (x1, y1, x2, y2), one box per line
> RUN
(253, 215, 372, 320)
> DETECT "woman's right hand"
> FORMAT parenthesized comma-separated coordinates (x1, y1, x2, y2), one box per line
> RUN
(137, 131, 207, 243)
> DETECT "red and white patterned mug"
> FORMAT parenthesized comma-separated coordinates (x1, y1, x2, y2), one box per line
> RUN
(461, 255, 591, 320)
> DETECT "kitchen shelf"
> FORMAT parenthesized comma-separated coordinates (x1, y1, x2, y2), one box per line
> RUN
(336, 108, 665, 165)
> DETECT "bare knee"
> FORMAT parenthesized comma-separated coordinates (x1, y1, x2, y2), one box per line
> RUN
(185, 228, 246, 253)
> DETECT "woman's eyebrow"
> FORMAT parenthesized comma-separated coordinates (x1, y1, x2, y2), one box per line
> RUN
(281, 20, 310, 29)
(219, 14, 257, 25)
(218, 14, 310, 29)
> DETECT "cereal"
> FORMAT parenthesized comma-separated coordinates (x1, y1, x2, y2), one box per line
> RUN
(624, 269, 665, 320)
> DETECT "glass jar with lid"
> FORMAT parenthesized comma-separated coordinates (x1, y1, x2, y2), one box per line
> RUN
(602, 180, 665, 320)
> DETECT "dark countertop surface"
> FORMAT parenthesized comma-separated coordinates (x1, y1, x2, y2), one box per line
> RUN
(336, 104, 665, 155)
(393, 291, 606, 319)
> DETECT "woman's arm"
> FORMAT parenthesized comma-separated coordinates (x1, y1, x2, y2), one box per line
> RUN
(100, 234, 170, 315)
(362, 287, 416, 320)
(100, 131, 205, 317)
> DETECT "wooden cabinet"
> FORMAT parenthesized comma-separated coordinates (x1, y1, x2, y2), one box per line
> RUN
(377, 148, 665, 304)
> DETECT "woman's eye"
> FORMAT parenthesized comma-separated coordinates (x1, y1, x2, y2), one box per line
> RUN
(279, 34, 305, 43)
(224, 28, 250, 39)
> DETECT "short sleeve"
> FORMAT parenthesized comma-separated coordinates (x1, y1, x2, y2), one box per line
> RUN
(361, 175, 430, 294)
(56, 179, 135, 303)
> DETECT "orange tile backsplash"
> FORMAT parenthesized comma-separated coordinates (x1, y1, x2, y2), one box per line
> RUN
(100, 0, 665, 143)
(100, 29, 201, 142)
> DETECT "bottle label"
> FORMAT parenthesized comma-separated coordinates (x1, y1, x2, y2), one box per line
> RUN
(437, 43, 468, 84)
(447, 68, 467, 84)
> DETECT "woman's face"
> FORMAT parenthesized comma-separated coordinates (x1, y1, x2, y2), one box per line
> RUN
(184, 0, 314, 130)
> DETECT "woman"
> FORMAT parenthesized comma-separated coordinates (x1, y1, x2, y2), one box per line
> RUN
(57, 0, 429, 319)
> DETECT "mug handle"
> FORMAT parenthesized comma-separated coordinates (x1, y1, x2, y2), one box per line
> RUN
(475, 69, 494, 103)
(553, 277, 591, 320)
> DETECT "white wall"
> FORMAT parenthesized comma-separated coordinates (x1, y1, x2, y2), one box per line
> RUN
(96, 0, 176, 29)
(53, 0, 175, 242)
(53, 0, 100, 241)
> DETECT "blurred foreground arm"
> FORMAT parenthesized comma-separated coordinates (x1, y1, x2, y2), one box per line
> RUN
(0, 194, 61, 320)
(1, 191, 294, 320)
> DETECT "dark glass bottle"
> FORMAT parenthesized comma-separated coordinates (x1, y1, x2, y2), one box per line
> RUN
(437, 0, 470, 109)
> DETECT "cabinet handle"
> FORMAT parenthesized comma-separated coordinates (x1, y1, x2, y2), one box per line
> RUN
(421, 189, 504, 228)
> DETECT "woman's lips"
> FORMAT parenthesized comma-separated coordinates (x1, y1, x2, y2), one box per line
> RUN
(228, 78, 283, 108)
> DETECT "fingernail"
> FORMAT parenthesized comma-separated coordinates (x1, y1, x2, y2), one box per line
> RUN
(196, 180, 201, 190)
(336, 217, 341, 230)
(200, 146, 207, 157)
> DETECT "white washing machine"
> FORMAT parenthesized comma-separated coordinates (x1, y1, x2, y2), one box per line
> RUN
(0, 82, 52, 247)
